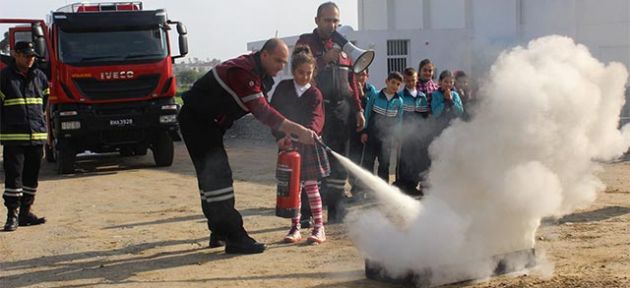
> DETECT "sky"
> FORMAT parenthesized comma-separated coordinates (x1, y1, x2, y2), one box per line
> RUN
(0, 0, 359, 61)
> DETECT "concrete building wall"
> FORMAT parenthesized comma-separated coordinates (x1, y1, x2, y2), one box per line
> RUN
(353, 0, 630, 85)
(359, 0, 388, 30)
(429, 0, 466, 30)
(392, 0, 423, 30)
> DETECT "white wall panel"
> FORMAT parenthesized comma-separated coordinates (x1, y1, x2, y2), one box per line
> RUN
(360, 0, 388, 30)
(394, 0, 423, 30)
(429, 0, 466, 29)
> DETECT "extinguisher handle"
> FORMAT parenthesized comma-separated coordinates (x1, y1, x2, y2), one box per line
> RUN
(278, 136, 294, 151)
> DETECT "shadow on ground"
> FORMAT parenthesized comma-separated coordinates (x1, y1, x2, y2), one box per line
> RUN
(542, 206, 630, 226)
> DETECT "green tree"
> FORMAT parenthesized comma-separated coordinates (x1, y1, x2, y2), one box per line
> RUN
(177, 69, 201, 86)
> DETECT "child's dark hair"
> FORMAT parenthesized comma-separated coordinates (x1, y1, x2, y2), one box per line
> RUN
(291, 45, 315, 71)
(418, 59, 433, 71)
(403, 67, 417, 77)
(438, 70, 453, 81)
(387, 71, 404, 82)
(454, 70, 467, 80)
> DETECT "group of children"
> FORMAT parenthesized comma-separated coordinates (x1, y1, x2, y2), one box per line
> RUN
(269, 46, 471, 245)
(355, 59, 468, 196)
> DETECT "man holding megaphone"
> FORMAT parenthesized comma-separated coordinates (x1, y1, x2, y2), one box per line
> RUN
(296, 1, 374, 224)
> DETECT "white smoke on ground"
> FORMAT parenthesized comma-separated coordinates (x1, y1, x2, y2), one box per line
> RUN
(342, 35, 630, 285)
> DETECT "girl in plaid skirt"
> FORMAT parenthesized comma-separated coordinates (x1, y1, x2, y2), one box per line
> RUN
(270, 45, 330, 244)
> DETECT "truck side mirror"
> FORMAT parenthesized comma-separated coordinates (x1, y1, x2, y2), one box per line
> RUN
(169, 21, 188, 60)
(176, 22, 187, 35)
(178, 34, 188, 57)
(31, 22, 46, 58)
(31, 22, 44, 37)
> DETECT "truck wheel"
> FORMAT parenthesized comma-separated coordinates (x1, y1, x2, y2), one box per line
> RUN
(45, 143, 56, 163)
(152, 132, 173, 167)
(56, 146, 76, 174)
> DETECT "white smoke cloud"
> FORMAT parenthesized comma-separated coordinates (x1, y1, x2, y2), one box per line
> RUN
(345, 35, 629, 285)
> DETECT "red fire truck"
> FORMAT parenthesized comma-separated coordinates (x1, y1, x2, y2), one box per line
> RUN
(1, 2, 188, 174)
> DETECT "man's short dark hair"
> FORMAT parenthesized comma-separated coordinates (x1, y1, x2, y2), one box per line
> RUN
(317, 2, 339, 17)
(387, 71, 404, 82)
(261, 38, 284, 54)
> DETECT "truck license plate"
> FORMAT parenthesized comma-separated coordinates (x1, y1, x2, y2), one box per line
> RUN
(109, 118, 133, 127)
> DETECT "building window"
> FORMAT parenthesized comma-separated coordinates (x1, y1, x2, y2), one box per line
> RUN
(386, 39, 408, 74)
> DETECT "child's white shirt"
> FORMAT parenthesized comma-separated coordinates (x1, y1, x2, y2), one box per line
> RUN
(384, 91, 395, 101)
(293, 80, 311, 98)
(406, 87, 418, 97)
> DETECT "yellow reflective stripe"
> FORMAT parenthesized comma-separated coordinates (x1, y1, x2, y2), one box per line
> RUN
(3, 99, 25, 106)
(0, 133, 47, 141)
(26, 98, 43, 104)
(0, 90, 5, 101)
(32, 133, 48, 140)
(3, 98, 43, 106)
(43, 88, 50, 96)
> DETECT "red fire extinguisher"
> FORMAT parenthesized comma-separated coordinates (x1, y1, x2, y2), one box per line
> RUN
(276, 149, 301, 218)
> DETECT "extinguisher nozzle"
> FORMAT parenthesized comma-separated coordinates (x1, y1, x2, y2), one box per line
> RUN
(315, 136, 333, 153)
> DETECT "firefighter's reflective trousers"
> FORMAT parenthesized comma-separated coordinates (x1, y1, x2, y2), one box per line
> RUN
(178, 105, 248, 241)
(3, 145, 43, 209)
(320, 98, 352, 220)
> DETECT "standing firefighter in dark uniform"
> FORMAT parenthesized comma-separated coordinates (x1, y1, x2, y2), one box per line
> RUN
(1, 41, 48, 231)
(178, 38, 316, 254)
(296, 2, 365, 223)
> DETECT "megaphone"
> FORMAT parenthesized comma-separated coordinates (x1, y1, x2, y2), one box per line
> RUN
(331, 30, 375, 74)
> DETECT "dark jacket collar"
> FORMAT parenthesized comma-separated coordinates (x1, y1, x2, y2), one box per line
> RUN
(8, 60, 34, 78)
(311, 28, 333, 45)
(253, 51, 274, 93)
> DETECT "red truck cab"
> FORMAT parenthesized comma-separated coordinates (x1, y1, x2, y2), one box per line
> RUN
(45, 1, 188, 173)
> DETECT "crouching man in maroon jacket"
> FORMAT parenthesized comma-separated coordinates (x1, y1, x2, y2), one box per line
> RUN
(178, 38, 316, 254)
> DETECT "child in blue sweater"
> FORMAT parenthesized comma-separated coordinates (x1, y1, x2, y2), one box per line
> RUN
(349, 68, 378, 199)
(431, 70, 464, 133)
(361, 72, 404, 182)
(395, 67, 429, 195)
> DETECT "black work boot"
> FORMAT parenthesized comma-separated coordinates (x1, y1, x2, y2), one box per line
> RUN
(4, 208, 19, 231)
(18, 206, 46, 226)
(327, 204, 347, 224)
(225, 235, 266, 254)
(209, 233, 226, 248)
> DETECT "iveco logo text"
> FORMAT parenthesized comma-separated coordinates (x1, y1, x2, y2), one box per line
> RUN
(100, 71, 134, 80)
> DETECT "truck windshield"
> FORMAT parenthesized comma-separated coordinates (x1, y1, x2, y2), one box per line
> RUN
(58, 28, 167, 64)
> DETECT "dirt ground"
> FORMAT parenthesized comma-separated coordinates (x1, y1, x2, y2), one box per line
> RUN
(0, 139, 629, 288)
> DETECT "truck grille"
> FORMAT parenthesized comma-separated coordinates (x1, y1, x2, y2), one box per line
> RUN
(73, 74, 161, 101)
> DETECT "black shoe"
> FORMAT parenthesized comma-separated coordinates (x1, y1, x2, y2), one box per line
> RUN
(225, 236, 266, 254)
(18, 212, 46, 226)
(209, 233, 226, 248)
(4, 210, 18, 231)
(327, 208, 345, 224)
